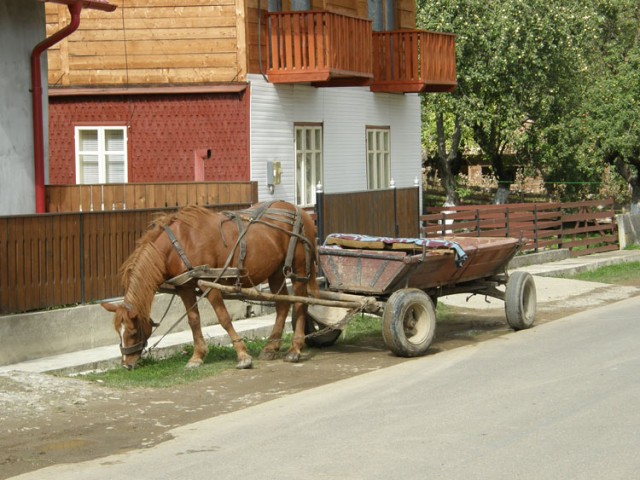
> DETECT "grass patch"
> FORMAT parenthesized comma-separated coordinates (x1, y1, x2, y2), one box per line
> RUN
(569, 261, 640, 284)
(338, 314, 381, 345)
(81, 338, 272, 388)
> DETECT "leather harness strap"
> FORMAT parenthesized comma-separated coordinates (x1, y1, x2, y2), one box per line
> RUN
(163, 224, 194, 271)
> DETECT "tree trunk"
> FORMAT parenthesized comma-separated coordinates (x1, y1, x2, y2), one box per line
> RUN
(612, 155, 640, 214)
(473, 123, 513, 204)
(436, 112, 462, 206)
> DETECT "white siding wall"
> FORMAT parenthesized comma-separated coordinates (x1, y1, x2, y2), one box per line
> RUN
(249, 74, 421, 204)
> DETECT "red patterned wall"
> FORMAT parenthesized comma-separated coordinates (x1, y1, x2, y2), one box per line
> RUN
(48, 91, 250, 184)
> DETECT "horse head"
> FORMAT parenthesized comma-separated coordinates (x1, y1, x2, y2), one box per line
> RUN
(101, 301, 154, 369)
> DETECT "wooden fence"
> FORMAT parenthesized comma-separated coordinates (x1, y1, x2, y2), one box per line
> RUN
(46, 181, 258, 212)
(0, 182, 257, 314)
(421, 199, 618, 256)
(316, 187, 420, 243)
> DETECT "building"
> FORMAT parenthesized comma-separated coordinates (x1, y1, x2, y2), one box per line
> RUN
(45, 0, 456, 207)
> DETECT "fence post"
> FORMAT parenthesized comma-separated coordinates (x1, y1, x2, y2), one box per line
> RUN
(79, 212, 86, 304)
(476, 209, 480, 237)
(533, 204, 539, 252)
(506, 207, 510, 238)
(392, 186, 399, 237)
(315, 183, 325, 245)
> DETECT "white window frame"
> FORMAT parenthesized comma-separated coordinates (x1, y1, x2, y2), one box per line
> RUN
(75, 126, 128, 184)
(366, 127, 391, 189)
(294, 124, 323, 206)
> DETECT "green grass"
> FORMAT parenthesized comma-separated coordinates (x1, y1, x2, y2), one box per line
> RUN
(337, 314, 381, 345)
(81, 339, 271, 388)
(569, 261, 640, 284)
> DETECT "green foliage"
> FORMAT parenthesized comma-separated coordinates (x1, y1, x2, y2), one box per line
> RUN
(418, 0, 640, 208)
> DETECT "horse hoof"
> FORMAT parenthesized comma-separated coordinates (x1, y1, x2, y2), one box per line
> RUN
(185, 359, 203, 369)
(284, 351, 301, 363)
(236, 357, 253, 369)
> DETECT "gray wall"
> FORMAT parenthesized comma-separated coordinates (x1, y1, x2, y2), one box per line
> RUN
(0, 1, 47, 215)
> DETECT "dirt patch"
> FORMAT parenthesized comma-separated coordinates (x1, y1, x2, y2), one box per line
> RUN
(2, 282, 639, 479)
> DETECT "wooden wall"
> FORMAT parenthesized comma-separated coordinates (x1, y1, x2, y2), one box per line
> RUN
(46, 0, 417, 86)
(45, 0, 246, 87)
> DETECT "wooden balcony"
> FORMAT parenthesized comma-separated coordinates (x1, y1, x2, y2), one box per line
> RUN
(371, 30, 457, 93)
(266, 11, 373, 87)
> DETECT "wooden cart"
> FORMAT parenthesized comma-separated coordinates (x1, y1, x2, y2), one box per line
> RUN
(198, 234, 537, 358)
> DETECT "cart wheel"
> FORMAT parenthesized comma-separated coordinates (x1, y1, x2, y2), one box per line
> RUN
(292, 313, 342, 348)
(382, 289, 436, 357)
(505, 271, 537, 330)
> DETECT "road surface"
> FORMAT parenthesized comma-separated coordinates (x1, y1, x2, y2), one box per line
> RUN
(12, 296, 640, 480)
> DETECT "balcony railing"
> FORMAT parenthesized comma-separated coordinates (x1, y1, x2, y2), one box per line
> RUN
(371, 30, 457, 93)
(266, 11, 373, 86)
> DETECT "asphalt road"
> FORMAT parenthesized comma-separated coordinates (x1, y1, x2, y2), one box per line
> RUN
(13, 296, 640, 480)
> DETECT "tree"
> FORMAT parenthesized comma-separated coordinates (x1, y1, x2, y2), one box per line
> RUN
(584, 0, 640, 213)
(419, 0, 590, 204)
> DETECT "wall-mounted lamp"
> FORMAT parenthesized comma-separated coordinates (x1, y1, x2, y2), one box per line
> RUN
(266, 160, 282, 194)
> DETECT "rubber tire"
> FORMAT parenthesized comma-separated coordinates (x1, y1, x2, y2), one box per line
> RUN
(505, 271, 537, 330)
(382, 288, 436, 357)
(292, 313, 342, 348)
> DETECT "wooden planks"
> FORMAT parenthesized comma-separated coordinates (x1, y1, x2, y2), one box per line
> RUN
(317, 187, 420, 242)
(46, 181, 258, 212)
(46, 1, 242, 86)
(421, 199, 619, 256)
(0, 199, 257, 315)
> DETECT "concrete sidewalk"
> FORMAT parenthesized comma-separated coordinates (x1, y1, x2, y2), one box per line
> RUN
(1, 249, 639, 375)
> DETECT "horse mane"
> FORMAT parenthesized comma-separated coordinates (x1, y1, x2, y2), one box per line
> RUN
(120, 205, 213, 317)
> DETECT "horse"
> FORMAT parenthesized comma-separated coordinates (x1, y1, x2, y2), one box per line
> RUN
(101, 201, 319, 370)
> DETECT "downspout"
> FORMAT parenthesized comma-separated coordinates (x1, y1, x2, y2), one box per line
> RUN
(31, 2, 83, 213)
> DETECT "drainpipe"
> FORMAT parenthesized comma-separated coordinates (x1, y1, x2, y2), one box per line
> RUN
(31, 2, 83, 213)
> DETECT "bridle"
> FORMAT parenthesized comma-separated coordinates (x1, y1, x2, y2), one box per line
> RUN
(119, 302, 159, 357)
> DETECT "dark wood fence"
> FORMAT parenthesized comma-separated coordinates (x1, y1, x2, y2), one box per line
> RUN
(46, 181, 258, 212)
(0, 203, 255, 315)
(421, 199, 618, 256)
(316, 187, 420, 242)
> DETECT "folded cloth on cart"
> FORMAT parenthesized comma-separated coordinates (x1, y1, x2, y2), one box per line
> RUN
(323, 233, 468, 267)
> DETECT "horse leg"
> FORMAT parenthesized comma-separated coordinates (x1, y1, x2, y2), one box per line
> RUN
(206, 289, 253, 369)
(259, 272, 292, 360)
(284, 279, 309, 363)
(177, 288, 208, 368)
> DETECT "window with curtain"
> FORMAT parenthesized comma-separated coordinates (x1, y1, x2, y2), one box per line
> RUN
(295, 124, 323, 206)
(367, 0, 396, 31)
(75, 127, 127, 184)
(366, 127, 391, 189)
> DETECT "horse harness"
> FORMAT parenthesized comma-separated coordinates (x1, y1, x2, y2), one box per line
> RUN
(164, 201, 314, 285)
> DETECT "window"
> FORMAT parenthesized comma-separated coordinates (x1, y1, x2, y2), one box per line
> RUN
(367, 0, 395, 32)
(295, 124, 323, 206)
(75, 127, 127, 184)
(366, 127, 390, 189)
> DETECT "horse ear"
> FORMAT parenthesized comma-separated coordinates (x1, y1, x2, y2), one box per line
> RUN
(101, 302, 119, 313)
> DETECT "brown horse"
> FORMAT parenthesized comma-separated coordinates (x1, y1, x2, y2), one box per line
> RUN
(101, 201, 319, 370)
